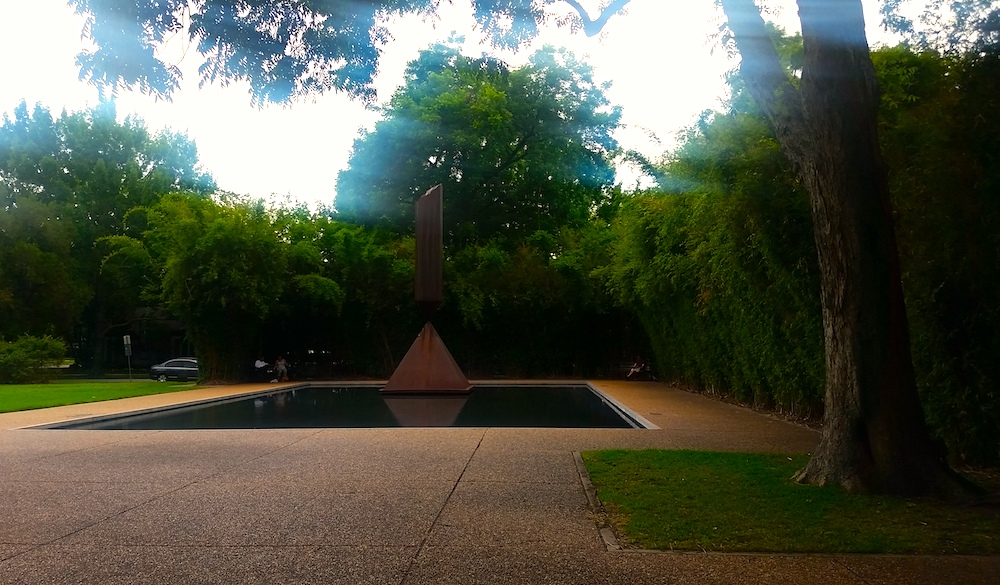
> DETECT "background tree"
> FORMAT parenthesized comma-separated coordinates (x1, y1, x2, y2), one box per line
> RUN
(880, 0, 1000, 52)
(113, 194, 289, 381)
(0, 192, 86, 342)
(299, 216, 419, 376)
(103, 195, 359, 382)
(442, 219, 630, 378)
(0, 101, 215, 370)
(336, 43, 619, 247)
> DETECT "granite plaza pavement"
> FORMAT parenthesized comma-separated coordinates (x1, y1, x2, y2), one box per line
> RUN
(1, 380, 997, 584)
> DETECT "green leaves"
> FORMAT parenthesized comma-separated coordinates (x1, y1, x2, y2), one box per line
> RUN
(606, 78, 823, 412)
(144, 194, 286, 323)
(0, 335, 66, 384)
(71, 0, 445, 104)
(292, 274, 345, 314)
(881, 0, 1000, 53)
(876, 47, 1000, 464)
(336, 44, 620, 246)
(0, 102, 213, 364)
(71, 1, 631, 103)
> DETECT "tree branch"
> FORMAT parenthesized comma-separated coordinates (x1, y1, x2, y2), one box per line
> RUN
(718, 0, 809, 162)
(561, 0, 632, 36)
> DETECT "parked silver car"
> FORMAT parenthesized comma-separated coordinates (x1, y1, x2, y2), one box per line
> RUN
(150, 358, 199, 382)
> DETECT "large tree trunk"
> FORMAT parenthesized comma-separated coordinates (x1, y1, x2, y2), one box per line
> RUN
(720, 0, 971, 498)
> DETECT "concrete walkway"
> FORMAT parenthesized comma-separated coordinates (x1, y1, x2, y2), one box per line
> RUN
(0, 381, 995, 584)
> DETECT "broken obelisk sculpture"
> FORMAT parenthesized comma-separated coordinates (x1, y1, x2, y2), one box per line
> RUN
(382, 185, 472, 393)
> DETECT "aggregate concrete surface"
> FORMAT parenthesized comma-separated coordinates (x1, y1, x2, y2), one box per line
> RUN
(1, 381, 996, 584)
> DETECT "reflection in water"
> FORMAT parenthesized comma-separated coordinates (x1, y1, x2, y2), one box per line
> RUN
(382, 395, 469, 427)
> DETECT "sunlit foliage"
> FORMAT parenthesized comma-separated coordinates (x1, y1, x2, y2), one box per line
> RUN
(336, 43, 620, 247)
(0, 101, 214, 368)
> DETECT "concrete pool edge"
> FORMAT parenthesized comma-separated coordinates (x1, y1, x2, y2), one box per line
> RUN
(1, 382, 306, 430)
(9, 380, 658, 431)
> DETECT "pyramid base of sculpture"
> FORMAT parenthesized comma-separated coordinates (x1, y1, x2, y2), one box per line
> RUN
(382, 322, 471, 394)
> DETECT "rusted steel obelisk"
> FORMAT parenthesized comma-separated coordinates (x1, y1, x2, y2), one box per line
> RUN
(382, 185, 471, 393)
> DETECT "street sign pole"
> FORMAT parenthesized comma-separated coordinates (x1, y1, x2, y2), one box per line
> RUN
(123, 335, 133, 382)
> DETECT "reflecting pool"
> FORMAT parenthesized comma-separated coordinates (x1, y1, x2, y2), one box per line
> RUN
(48, 384, 649, 430)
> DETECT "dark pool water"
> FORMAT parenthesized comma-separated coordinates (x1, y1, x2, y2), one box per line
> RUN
(51, 385, 644, 430)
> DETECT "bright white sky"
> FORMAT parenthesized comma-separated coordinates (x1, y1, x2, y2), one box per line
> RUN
(0, 0, 891, 207)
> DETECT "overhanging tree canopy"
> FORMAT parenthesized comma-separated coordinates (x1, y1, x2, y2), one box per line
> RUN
(68, 0, 637, 103)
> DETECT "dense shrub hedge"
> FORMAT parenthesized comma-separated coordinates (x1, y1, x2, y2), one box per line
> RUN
(605, 126, 824, 416)
(607, 47, 1000, 464)
(0, 335, 66, 383)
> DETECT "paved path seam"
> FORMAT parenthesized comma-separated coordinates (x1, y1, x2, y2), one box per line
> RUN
(398, 428, 487, 585)
(1, 428, 327, 559)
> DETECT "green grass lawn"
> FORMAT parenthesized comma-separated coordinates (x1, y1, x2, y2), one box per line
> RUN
(582, 449, 1000, 554)
(0, 380, 199, 413)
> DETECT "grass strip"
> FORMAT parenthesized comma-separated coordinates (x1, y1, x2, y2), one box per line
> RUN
(0, 381, 198, 413)
(582, 449, 1000, 554)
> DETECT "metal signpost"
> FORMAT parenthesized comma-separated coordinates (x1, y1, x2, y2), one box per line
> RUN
(123, 335, 133, 382)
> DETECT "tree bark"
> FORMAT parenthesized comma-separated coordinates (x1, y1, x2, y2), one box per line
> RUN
(720, 0, 972, 498)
